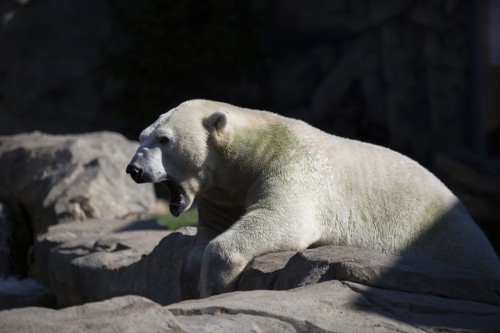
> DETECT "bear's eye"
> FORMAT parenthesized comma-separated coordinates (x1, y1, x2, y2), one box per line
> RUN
(158, 136, 170, 145)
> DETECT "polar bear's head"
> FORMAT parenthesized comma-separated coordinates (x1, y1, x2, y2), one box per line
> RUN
(126, 100, 229, 217)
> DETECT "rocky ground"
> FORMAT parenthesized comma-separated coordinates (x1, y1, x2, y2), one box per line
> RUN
(1, 218, 499, 332)
(0, 132, 499, 332)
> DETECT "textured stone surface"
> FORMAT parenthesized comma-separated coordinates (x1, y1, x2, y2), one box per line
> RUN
(0, 296, 185, 333)
(1, 281, 499, 333)
(0, 131, 155, 235)
(0, 294, 298, 333)
(33, 218, 186, 307)
(239, 246, 500, 305)
(169, 280, 500, 333)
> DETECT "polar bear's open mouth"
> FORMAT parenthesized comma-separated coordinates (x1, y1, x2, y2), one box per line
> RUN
(161, 180, 187, 217)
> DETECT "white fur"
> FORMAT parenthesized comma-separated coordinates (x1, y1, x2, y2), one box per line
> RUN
(129, 100, 500, 297)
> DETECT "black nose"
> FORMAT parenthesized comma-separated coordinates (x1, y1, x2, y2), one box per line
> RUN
(126, 164, 143, 183)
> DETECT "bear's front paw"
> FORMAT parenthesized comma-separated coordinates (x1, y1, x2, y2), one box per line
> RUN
(199, 257, 234, 298)
(199, 242, 246, 298)
(199, 275, 225, 298)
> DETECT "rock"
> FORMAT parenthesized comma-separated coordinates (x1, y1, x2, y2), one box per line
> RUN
(0, 294, 298, 333)
(0, 203, 13, 276)
(34, 218, 500, 309)
(0, 201, 32, 277)
(1, 281, 499, 333)
(33, 218, 188, 307)
(0, 131, 155, 235)
(239, 246, 500, 305)
(0, 295, 185, 333)
(0, 277, 55, 310)
(169, 280, 500, 333)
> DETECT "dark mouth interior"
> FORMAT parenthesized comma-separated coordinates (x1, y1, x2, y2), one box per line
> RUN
(161, 180, 186, 217)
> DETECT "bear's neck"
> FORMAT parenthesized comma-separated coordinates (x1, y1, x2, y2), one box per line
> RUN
(202, 122, 306, 208)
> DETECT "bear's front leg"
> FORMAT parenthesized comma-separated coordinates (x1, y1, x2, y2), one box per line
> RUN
(198, 207, 320, 297)
(181, 225, 219, 299)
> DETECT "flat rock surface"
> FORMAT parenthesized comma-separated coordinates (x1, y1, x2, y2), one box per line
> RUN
(169, 280, 500, 333)
(0, 295, 184, 333)
(1, 280, 500, 333)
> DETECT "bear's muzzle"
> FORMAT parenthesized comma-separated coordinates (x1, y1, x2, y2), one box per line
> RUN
(126, 164, 145, 183)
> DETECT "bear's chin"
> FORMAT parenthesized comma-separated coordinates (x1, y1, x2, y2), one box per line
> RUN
(162, 180, 187, 217)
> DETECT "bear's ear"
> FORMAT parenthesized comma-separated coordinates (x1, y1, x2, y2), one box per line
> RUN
(204, 111, 228, 132)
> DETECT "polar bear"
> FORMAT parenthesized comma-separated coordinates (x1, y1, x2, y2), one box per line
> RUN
(126, 99, 500, 297)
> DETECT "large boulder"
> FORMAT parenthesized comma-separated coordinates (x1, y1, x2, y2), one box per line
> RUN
(0, 131, 155, 235)
(34, 218, 191, 307)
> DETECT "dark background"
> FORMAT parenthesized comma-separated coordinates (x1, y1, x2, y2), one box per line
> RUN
(0, 0, 499, 251)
